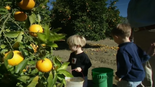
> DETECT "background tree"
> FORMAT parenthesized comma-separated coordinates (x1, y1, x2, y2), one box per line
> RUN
(120, 17, 128, 24)
(50, 0, 121, 40)
(105, 0, 121, 38)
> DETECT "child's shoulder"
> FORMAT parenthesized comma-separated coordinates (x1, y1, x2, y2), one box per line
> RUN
(82, 52, 88, 55)
(119, 42, 137, 51)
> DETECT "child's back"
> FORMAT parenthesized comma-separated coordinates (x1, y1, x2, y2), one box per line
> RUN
(111, 23, 151, 87)
(116, 42, 150, 81)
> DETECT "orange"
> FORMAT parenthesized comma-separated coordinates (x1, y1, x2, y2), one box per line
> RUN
(18, 0, 35, 10)
(23, 69, 27, 72)
(5, 6, 11, 10)
(4, 50, 24, 66)
(36, 58, 53, 72)
(29, 24, 43, 37)
(14, 11, 27, 21)
(41, 44, 46, 47)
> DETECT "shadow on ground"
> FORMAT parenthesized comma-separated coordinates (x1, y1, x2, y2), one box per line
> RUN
(55, 41, 102, 50)
(88, 80, 117, 87)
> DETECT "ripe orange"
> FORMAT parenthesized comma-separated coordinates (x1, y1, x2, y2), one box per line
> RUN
(14, 11, 27, 21)
(36, 58, 53, 72)
(29, 24, 43, 37)
(4, 50, 24, 66)
(18, 0, 35, 10)
(41, 44, 46, 47)
(5, 6, 11, 10)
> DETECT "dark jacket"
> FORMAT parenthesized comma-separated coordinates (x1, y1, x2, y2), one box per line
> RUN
(68, 52, 92, 77)
(116, 42, 150, 81)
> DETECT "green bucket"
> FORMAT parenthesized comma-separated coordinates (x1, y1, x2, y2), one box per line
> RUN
(92, 67, 113, 87)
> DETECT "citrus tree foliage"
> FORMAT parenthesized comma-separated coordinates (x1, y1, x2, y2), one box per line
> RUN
(0, 0, 72, 87)
(105, 0, 121, 38)
(50, 0, 121, 40)
(120, 17, 128, 24)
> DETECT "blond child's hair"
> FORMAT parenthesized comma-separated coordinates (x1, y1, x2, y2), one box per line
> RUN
(111, 23, 131, 38)
(67, 35, 86, 47)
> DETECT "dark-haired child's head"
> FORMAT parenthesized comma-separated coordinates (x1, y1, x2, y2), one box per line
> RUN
(111, 23, 131, 44)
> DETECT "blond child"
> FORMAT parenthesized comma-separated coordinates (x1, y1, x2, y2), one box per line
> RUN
(67, 35, 92, 87)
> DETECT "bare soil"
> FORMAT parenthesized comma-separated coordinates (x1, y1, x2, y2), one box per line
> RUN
(53, 38, 118, 87)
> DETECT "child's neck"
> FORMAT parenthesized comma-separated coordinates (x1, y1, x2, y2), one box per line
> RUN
(75, 48, 83, 54)
(119, 37, 130, 44)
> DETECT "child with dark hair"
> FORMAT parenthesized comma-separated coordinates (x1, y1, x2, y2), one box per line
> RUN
(111, 23, 152, 87)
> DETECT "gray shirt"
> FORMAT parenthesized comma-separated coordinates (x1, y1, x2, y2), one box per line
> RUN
(127, 0, 155, 28)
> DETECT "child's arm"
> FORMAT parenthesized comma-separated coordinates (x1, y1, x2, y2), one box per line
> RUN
(116, 51, 132, 79)
(138, 46, 151, 63)
(81, 56, 92, 71)
(115, 75, 122, 81)
(75, 55, 92, 72)
(74, 67, 82, 72)
(147, 43, 155, 56)
(67, 54, 72, 66)
(139, 43, 155, 63)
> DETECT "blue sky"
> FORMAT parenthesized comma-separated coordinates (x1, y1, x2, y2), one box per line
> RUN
(112, 0, 130, 17)
(47, 0, 130, 17)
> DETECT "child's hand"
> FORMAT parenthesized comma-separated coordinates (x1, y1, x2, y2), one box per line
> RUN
(148, 43, 155, 56)
(115, 76, 121, 81)
(74, 67, 82, 72)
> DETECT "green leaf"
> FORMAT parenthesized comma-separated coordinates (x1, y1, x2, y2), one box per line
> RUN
(4, 51, 13, 68)
(37, 14, 41, 23)
(0, 12, 8, 14)
(57, 70, 73, 77)
(25, 18, 30, 29)
(15, 59, 28, 73)
(17, 32, 24, 42)
(53, 57, 62, 69)
(0, 8, 8, 14)
(51, 27, 62, 32)
(62, 79, 66, 87)
(12, 42, 20, 49)
(31, 68, 38, 75)
(47, 42, 58, 48)
(47, 72, 53, 87)
(17, 75, 30, 83)
(57, 74, 64, 81)
(57, 62, 70, 71)
(5, 2, 12, 4)
(57, 82, 64, 87)
(48, 71, 57, 87)
(19, 48, 29, 57)
(0, 49, 8, 54)
(43, 24, 50, 38)
(29, 13, 36, 25)
(27, 45, 34, 53)
(0, 44, 6, 49)
(27, 76, 39, 87)
(37, 33, 47, 43)
(48, 33, 65, 42)
(5, 31, 20, 38)
(53, 71, 58, 87)
(0, 8, 8, 12)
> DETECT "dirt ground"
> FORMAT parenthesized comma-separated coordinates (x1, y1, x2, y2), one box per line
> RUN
(53, 38, 118, 87)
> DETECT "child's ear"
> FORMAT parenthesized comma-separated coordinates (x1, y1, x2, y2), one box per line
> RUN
(114, 35, 118, 39)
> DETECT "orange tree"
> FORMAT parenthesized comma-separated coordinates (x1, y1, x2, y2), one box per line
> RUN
(105, 0, 121, 38)
(0, 0, 72, 87)
(50, 0, 121, 40)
